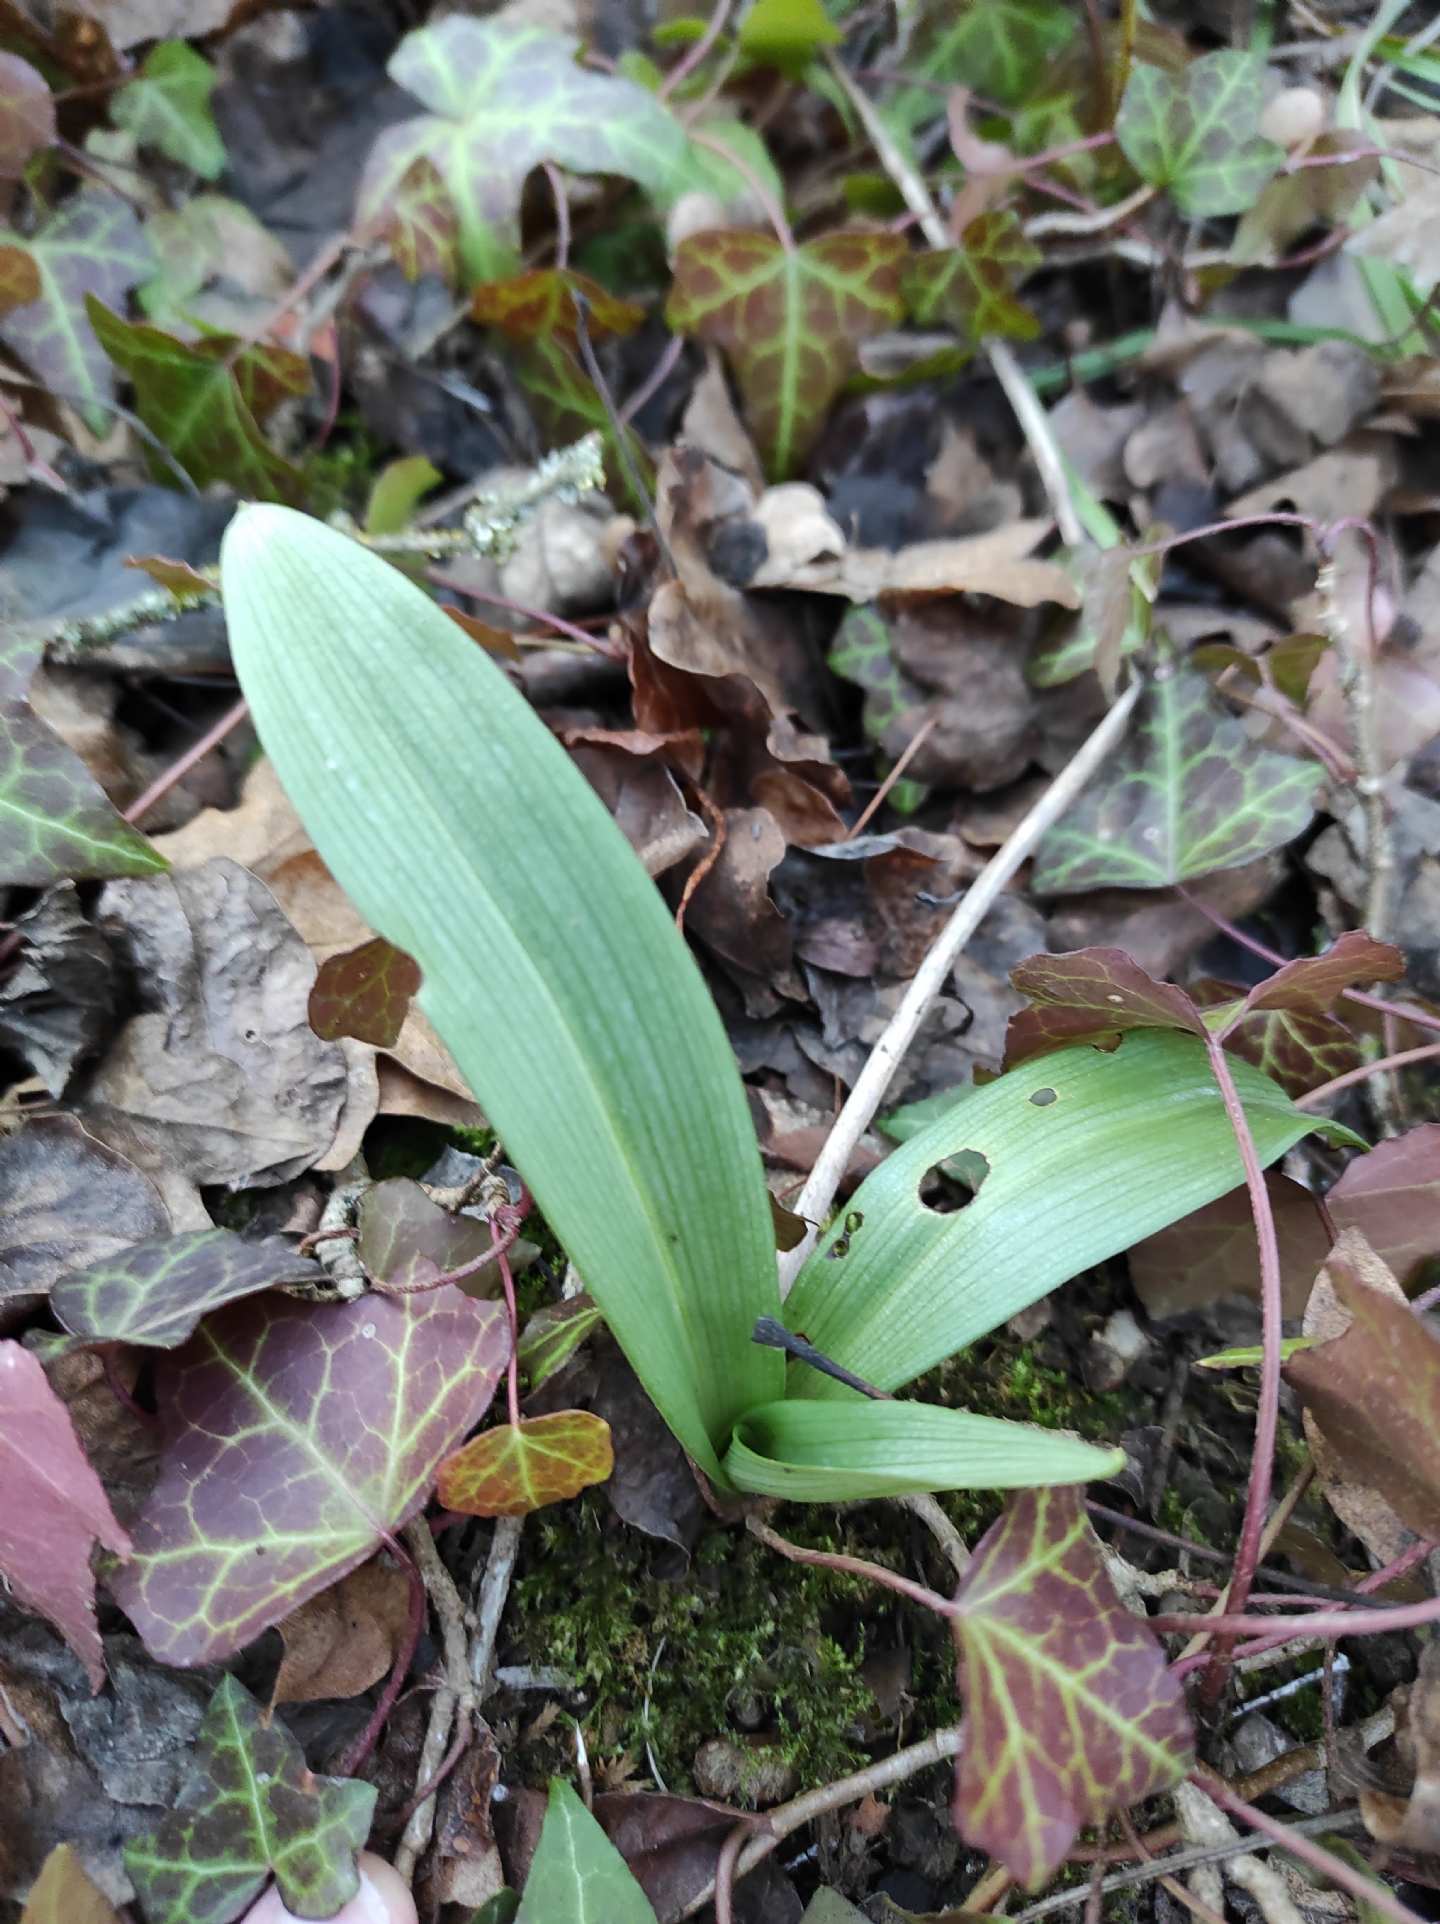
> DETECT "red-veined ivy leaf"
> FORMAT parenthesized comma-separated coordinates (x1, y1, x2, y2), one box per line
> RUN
(0, 1339, 132, 1689)
(124, 1674, 376, 1924)
(1116, 52, 1283, 218)
(364, 154, 460, 285)
(1127, 1173, 1331, 1319)
(111, 1289, 509, 1664)
(737, 0, 841, 70)
(1239, 931, 1405, 1016)
(125, 553, 217, 601)
(0, 192, 151, 432)
(1004, 946, 1206, 1067)
(49, 1230, 324, 1352)
(516, 1778, 657, 1924)
(21, 1845, 121, 1924)
(1329, 1124, 1440, 1290)
(517, 1299, 604, 1389)
(950, 1485, 1193, 1886)
(905, 212, 1041, 342)
(1, 701, 166, 886)
(1286, 1229, 1440, 1542)
(470, 267, 644, 346)
(1031, 665, 1319, 893)
(355, 1176, 501, 1295)
(308, 936, 422, 1048)
(1193, 984, 1363, 1103)
(85, 298, 308, 502)
(438, 1410, 614, 1516)
(0, 50, 54, 174)
(110, 41, 225, 180)
(358, 17, 688, 281)
(666, 228, 906, 478)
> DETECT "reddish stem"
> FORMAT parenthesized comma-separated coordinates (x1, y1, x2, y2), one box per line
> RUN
(1297, 1039, 1440, 1107)
(493, 1213, 523, 1429)
(335, 1541, 427, 1777)
(1200, 1775, 1428, 1924)
(123, 697, 250, 827)
(425, 570, 626, 660)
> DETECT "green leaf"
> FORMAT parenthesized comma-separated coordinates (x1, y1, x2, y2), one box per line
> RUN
(365, 454, 443, 536)
(785, 1030, 1342, 1399)
(137, 195, 291, 331)
(516, 1780, 657, 1924)
(49, 1229, 324, 1351)
(1116, 52, 1283, 217)
(659, 118, 784, 223)
(1030, 666, 1319, 893)
(86, 297, 309, 501)
(0, 191, 152, 432)
(723, 1398, 1123, 1500)
(666, 228, 906, 478)
(438, 1410, 615, 1515)
(124, 1675, 376, 1924)
(885, 0, 1076, 136)
(220, 508, 783, 1482)
(0, 703, 165, 886)
(904, 212, 1041, 342)
(951, 1486, 1192, 1886)
(111, 41, 225, 180)
(828, 608, 930, 808)
(0, 51, 54, 175)
(738, 0, 841, 70)
(517, 1299, 605, 1387)
(308, 936, 421, 1046)
(358, 17, 689, 281)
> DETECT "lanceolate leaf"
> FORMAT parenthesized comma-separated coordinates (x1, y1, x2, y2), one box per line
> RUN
(951, 1486, 1192, 1886)
(787, 1031, 1349, 1399)
(49, 1230, 324, 1351)
(1031, 666, 1319, 893)
(666, 229, 906, 478)
(905, 212, 1040, 342)
(438, 1411, 615, 1515)
(358, 17, 688, 280)
(111, 1289, 509, 1663)
(1116, 52, 1283, 217)
(516, 1779, 658, 1924)
(1, 703, 166, 886)
(124, 1674, 376, 1924)
(0, 192, 152, 431)
(221, 509, 782, 1484)
(87, 299, 309, 501)
(0, 51, 54, 174)
(110, 41, 225, 179)
(308, 936, 421, 1047)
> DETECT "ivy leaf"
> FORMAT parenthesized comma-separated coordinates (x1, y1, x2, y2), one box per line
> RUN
(355, 1177, 501, 1295)
(1128, 1173, 1331, 1320)
(828, 607, 930, 811)
(1238, 930, 1405, 1016)
(0, 191, 152, 431)
(308, 936, 422, 1048)
(86, 297, 309, 501)
(438, 1411, 614, 1516)
(49, 1230, 325, 1352)
(0, 50, 54, 174)
(887, 0, 1076, 135)
(738, 0, 841, 71)
(905, 212, 1041, 342)
(516, 1778, 658, 1924)
(1330, 1124, 1440, 1290)
(364, 154, 460, 285)
(1004, 946, 1207, 1067)
(124, 1674, 376, 1924)
(0, 1339, 133, 1689)
(951, 1485, 1193, 1886)
(1030, 666, 1319, 893)
(110, 41, 225, 179)
(517, 1300, 604, 1389)
(1116, 52, 1283, 218)
(1, 702, 166, 885)
(666, 228, 906, 478)
(111, 1290, 509, 1664)
(359, 17, 688, 281)
(1215, 1003, 1364, 1103)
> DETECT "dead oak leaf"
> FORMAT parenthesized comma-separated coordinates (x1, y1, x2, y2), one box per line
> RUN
(760, 519, 1079, 608)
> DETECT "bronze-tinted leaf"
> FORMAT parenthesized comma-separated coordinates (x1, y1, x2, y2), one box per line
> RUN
(308, 936, 422, 1048)
(1005, 946, 1205, 1067)
(1329, 1124, 1440, 1289)
(438, 1410, 614, 1515)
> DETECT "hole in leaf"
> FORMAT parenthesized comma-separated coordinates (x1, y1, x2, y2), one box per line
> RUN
(1029, 1087, 1057, 1107)
(917, 1149, 990, 1215)
(826, 1208, 864, 1258)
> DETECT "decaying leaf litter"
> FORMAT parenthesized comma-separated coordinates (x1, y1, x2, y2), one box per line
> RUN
(5, 0, 1440, 1920)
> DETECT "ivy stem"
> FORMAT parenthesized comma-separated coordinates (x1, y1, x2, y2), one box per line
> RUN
(690, 128, 795, 249)
(335, 1535, 426, 1777)
(122, 695, 251, 827)
(490, 1213, 524, 1429)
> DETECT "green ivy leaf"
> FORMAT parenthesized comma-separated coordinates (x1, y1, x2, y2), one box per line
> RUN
(516, 1780, 657, 1924)
(905, 211, 1041, 342)
(0, 50, 54, 175)
(49, 1230, 324, 1352)
(358, 18, 689, 281)
(0, 192, 151, 432)
(86, 297, 309, 501)
(951, 1486, 1193, 1885)
(124, 1675, 376, 1924)
(885, 0, 1076, 138)
(738, 0, 841, 71)
(828, 606, 931, 810)
(111, 41, 225, 180)
(517, 1300, 604, 1389)
(438, 1410, 615, 1515)
(1, 703, 165, 886)
(666, 227, 906, 478)
(1030, 666, 1320, 893)
(1116, 52, 1283, 218)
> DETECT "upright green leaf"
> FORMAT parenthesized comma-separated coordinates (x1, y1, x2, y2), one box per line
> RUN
(1116, 53, 1283, 217)
(516, 1780, 657, 1924)
(738, 0, 841, 70)
(125, 1675, 376, 1924)
(666, 228, 906, 477)
(1030, 666, 1319, 893)
(111, 41, 225, 179)
(220, 509, 782, 1480)
(785, 1031, 1345, 1398)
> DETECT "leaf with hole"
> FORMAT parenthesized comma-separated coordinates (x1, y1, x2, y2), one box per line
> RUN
(516, 1778, 658, 1924)
(0, 1339, 132, 1688)
(111, 1290, 509, 1664)
(358, 18, 689, 281)
(86, 298, 309, 501)
(950, 1485, 1192, 1885)
(1116, 51, 1283, 217)
(308, 936, 422, 1047)
(111, 41, 224, 179)
(124, 1674, 376, 1924)
(0, 701, 165, 887)
(666, 228, 906, 478)
(438, 1410, 615, 1515)
(0, 192, 152, 431)
(49, 1229, 324, 1352)
(1030, 666, 1319, 893)
(905, 212, 1041, 342)
(0, 51, 54, 174)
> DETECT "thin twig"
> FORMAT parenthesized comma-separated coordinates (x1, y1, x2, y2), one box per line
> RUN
(844, 715, 937, 840)
(123, 697, 250, 826)
(1297, 1040, 1440, 1107)
(394, 1518, 474, 1883)
(779, 677, 1141, 1287)
(658, 0, 735, 101)
(1201, 1776, 1428, 1924)
(335, 1539, 427, 1778)
(468, 1515, 524, 1699)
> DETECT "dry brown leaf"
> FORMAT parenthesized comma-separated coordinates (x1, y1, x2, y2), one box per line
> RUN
(1360, 1642, 1440, 1854)
(273, 1558, 415, 1705)
(20, 1843, 120, 1924)
(1350, 179, 1440, 297)
(1227, 444, 1394, 525)
(758, 519, 1079, 606)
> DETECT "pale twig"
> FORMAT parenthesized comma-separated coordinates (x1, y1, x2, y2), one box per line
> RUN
(394, 1517, 475, 1882)
(778, 677, 1142, 1287)
(843, 715, 937, 840)
(468, 1515, 524, 1698)
(1317, 523, 1396, 943)
(1297, 1039, 1440, 1107)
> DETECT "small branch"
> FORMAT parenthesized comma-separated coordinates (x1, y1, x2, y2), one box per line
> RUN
(844, 714, 937, 839)
(468, 1515, 524, 1699)
(658, 0, 735, 101)
(747, 1515, 953, 1616)
(1318, 521, 1396, 943)
(1201, 1776, 1428, 1924)
(336, 1540, 426, 1778)
(1297, 1039, 1440, 1107)
(393, 1518, 474, 1883)
(123, 697, 250, 827)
